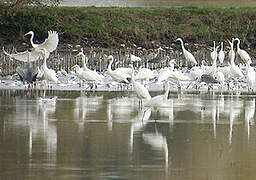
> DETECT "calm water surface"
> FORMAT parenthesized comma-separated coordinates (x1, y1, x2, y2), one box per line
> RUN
(0, 89, 256, 179)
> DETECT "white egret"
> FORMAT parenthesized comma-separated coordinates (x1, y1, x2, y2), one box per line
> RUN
(218, 42, 225, 64)
(246, 60, 255, 91)
(176, 38, 197, 66)
(130, 64, 151, 108)
(126, 54, 142, 62)
(210, 41, 218, 62)
(25, 30, 59, 59)
(75, 49, 104, 87)
(157, 59, 176, 83)
(40, 48, 58, 86)
(3, 30, 59, 62)
(135, 66, 155, 84)
(235, 38, 252, 64)
(228, 40, 244, 78)
(145, 82, 170, 108)
(168, 60, 191, 89)
(106, 55, 131, 84)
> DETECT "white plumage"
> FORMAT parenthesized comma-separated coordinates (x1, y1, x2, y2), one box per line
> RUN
(218, 42, 225, 64)
(106, 55, 131, 83)
(176, 38, 197, 66)
(3, 30, 59, 62)
(41, 48, 58, 84)
(235, 38, 252, 64)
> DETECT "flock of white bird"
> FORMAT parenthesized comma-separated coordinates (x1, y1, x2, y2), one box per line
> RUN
(2, 30, 256, 107)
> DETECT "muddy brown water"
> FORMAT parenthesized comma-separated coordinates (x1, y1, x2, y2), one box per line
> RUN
(0, 89, 256, 179)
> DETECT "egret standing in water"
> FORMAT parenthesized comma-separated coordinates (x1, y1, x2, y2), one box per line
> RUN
(246, 60, 255, 91)
(74, 49, 104, 88)
(40, 48, 58, 87)
(176, 38, 197, 66)
(106, 55, 131, 89)
(145, 82, 170, 108)
(129, 64, 151, 108)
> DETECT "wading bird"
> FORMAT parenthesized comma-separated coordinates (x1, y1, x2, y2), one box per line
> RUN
(130, 64, 151, 108)
(235, 38, 252, 64)
(40, 48, 58, 87)
(3, 30, 59, 62)
(176, 38, 197, 66)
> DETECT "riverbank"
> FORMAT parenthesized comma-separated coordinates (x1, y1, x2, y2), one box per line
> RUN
(1, 6, 256, 52)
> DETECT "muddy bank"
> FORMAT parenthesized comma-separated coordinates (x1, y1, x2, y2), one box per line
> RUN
(1, 7, 256, 52)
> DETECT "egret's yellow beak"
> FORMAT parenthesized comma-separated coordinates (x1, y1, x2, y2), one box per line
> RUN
(71, 65, 76, 70)
(75, 53, 80, 57)
(24, 32, 30, 37)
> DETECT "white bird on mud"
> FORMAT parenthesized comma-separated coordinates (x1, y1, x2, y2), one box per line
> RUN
(218, 42, 225, 64)
(40, 48, 58, 86)
(130, 64, 151, 108)
(176, 38, 197, 66)
(235, 38, 252, 64)
(106, 55, 131, 84)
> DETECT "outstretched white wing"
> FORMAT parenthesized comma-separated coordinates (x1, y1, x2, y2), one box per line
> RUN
(3, 47, 41, 62)
(37, 30, 59, 53)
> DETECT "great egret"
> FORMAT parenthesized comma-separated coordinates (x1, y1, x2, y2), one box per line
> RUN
(24, 30, 59, 59)
(210, 41, 218, 62)
(3, 30, 59, 62)
(130, 64, 151, 108)
(168, 59, 191, 89)
(246, 60, 255, 91)
(106, 55, 131, 84)
(40, 48, 58, 86)
(235, 38, 252, 64)
(126, 54, 142, 62)
(176, 38, 197, 66)
(135, 66, 155, 84)
(74, 50, 103, 88)
(145, 82, 170, 108)
(228, 40, 244, 78)
(218, 42, 225, 64)
(157, 59, 176, 83)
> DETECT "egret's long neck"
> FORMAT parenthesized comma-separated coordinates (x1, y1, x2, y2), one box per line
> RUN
(108, 58, 114, 72)
(43, 56, 48, 70)
(30, 32, 36, 48)
(169, 63, 175, 71)
(179, 40, 186, 52)
(221, 42, 223, 51)
(164, 83, 170, 100)
(81, 54, 89, 70)
(236, 39, 241, 51)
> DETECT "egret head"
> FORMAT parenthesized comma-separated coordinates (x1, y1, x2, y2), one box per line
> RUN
(169, 59, 177, 66)
(24, 31, 34, 37)
(176, 38, 182, 42)
(105, 55, 114, 61)
(71, 64, 80, 71)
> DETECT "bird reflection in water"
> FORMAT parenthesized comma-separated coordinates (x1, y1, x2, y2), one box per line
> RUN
(245, 99, 255, 141)
(142, 124, 169, 171)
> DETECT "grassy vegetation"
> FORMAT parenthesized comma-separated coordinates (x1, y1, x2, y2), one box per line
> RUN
(1, 6, 256, 50)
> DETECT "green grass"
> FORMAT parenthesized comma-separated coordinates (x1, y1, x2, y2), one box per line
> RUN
(1, 6, 256, 49)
